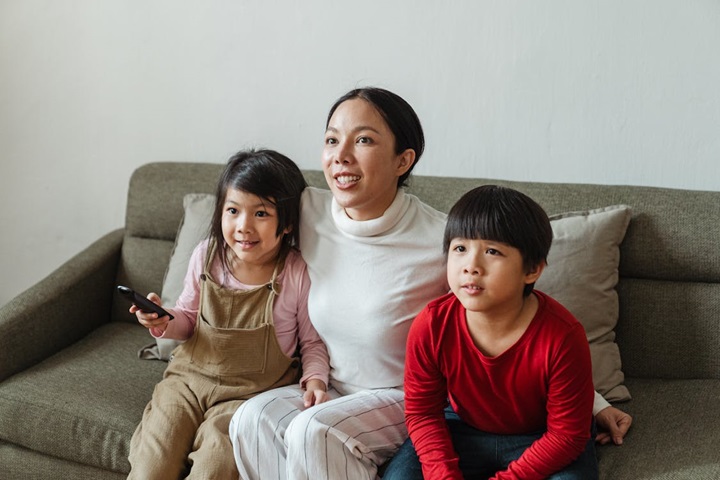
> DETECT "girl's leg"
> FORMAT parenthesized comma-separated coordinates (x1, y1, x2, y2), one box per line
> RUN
(128, 378, 203, 480)
(284, 388, 406, 480)
(186, 399, 245, 480)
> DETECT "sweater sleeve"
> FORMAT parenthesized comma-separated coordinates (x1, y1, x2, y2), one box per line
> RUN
(404, 307, 463, 480)
(153, 241, 205, 340)
(293, 257, 330, 388)
(492, 323, 594, 480)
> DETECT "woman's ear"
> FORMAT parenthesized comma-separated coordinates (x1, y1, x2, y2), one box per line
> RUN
(396, 149, 416, 177)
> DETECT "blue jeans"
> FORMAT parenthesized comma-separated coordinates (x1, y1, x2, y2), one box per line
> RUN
(383, 407, 598, 479)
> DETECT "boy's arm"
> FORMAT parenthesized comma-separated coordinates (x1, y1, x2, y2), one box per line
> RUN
(404, 308, 463, 480)
(493, 323, 594, 480)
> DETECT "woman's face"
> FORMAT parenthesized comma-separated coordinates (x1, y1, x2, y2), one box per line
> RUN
(322, 98, 415, 221)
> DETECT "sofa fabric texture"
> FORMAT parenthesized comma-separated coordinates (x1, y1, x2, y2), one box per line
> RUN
(0, 162, 718, 478)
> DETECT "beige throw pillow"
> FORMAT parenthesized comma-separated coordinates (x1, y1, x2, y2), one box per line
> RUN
(138, 193, 215, 360)
(537, 204, 632, 402)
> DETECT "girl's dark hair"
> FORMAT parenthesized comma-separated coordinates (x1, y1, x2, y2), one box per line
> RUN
(209, 149, 307, 266)
(326, 87, 425, 188)
(443, 185, 553, 297)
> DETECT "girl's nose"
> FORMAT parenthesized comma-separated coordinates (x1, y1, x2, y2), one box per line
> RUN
(236, 214, 252, 232)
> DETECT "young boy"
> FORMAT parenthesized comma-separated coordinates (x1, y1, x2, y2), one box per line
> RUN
(384, 185, 597, 480)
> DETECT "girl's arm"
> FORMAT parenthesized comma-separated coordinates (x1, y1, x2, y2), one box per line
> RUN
(293, 256, 330, 405)
(154, 241, 207, 340)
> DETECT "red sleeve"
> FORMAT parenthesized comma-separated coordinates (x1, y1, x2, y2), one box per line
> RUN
(404, 305, 463, 480)
(492, 322, 594, 480)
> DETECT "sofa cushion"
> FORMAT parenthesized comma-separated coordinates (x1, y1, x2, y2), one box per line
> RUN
(0, 322, 165, 474)
(596, 378, 720, 479)
(537, 205, 632, 402)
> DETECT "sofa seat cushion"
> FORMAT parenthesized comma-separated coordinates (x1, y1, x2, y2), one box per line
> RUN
(597, 378, 720, 479)
(0, 322, 165, 473)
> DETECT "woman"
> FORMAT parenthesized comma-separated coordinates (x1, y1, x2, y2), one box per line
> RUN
(229, 87, 632, 479)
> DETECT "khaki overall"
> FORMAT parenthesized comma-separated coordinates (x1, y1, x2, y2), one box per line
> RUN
(128, 241, 299, 480)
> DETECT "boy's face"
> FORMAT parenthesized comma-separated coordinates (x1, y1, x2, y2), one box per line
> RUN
(446, 237, 543, 319)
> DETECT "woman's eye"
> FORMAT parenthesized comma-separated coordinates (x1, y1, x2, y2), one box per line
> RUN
(227, 208, 237, 215)
(325, 137, 337, 145)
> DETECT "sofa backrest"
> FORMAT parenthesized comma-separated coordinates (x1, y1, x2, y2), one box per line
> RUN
(116, 162, 720, 380)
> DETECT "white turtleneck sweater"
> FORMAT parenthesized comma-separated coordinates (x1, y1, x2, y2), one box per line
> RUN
(299, 187, 449, 394)
(298, 186, 611, 414)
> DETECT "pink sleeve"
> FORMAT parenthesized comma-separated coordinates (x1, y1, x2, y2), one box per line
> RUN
(293, 257, 330, 388)
(154, 241, 206, 341)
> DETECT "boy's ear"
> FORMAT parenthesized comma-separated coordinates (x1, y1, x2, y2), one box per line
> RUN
(524, 261, 546, 285)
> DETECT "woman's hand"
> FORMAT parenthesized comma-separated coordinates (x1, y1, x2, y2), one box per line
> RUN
(303, 379, 330, 408)
(130, 292, 170, 336)
(595, 405, 633, 445)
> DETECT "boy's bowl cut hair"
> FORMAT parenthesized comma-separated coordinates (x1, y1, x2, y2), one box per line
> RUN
(327, 87, 424, 188)
(210, 149, 307, 259)
(443, 185, 553, 296)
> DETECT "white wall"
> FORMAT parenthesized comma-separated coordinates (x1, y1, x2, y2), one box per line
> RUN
(1, 0, 719, 307)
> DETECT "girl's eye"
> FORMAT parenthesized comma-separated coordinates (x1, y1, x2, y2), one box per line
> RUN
(325, 137, 337, 145)
(227, 207, 237, 215)
(486, 248, 501, 256)
(255, 211, 269, 218)
(452, 245, 466, 253)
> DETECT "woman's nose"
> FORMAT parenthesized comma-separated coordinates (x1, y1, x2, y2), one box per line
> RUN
(334, 141, 352, 164)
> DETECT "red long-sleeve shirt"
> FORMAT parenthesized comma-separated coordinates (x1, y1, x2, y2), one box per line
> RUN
(404, 291, 594, 480)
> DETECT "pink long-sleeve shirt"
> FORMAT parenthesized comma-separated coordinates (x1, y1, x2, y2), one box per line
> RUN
(156, 239, 329, 388)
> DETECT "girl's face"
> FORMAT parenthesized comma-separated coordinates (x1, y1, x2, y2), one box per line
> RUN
(322, 98, 415, 221)
(446, 237, 543, 321)
(221, 188, 290, 271)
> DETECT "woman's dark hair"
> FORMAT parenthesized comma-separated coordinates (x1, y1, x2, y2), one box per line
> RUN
(209, 149, 307, 266)
(443, 185, 553, 297)
(326, 87, 425, 188)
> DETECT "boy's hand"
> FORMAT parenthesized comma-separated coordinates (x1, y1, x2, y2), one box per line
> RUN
(131, 292, 170, 335)
(303, 379, 329, 408)
(595, 405, 633, 445)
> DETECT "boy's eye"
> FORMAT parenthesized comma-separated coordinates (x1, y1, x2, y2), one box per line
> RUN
(357, 136, 372, 144)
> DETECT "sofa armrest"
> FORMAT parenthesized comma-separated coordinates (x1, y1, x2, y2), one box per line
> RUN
(0, 229, 124, 381)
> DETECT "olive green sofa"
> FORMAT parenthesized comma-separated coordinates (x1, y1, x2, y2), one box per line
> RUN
(1, 162, 718, 479)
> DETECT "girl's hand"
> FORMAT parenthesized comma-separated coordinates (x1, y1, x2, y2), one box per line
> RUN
(130, 292, 170, 335)
(303, 379, 329, 407)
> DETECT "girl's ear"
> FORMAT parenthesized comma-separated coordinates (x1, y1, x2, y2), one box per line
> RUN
(282, 225, 293, 236)
(524, 261, 546, 285)
(396, 149, 416, 177)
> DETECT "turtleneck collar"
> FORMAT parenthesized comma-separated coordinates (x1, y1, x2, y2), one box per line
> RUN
(330, 189, 411, 237)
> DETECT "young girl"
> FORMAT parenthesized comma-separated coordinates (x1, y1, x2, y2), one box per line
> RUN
(127, 149, 330, 480)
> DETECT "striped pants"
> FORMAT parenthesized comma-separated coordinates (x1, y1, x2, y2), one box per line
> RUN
(229, 385, 406, 480)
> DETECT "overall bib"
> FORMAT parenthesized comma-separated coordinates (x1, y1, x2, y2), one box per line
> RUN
(129, 241, 299, 480)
